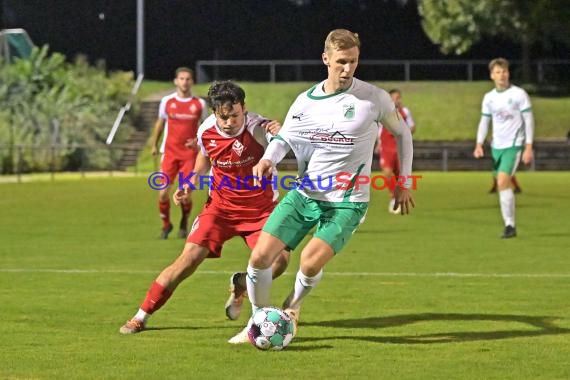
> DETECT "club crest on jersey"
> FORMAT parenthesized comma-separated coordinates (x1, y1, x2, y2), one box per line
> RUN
(232, 140, 245, 156)
(190, 104, 198, 113)
(343, 103, 355, 120)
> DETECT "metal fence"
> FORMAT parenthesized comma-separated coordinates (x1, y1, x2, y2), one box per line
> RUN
(0, 144, 151, 183)
(196, 59, 570, 83)
(2, 141, 568, 184)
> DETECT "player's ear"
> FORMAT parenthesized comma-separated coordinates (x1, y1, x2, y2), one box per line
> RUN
(322, 52, 329, 67)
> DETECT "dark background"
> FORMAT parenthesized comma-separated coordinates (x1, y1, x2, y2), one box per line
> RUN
(2, 0, 568, 80)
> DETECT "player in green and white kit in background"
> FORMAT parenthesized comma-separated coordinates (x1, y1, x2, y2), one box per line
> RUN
(228, 29, 414, 343)
(473, 58, 534, 238)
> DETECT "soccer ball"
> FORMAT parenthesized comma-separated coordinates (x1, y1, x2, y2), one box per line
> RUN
(247, 306, 294, 350)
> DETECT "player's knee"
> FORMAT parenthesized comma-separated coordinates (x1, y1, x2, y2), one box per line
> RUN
(497, 173, 511, 190)
(158, 189, 171, 202)
(250, 248, 275, 269)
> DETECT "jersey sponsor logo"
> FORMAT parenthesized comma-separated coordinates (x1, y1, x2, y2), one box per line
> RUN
(232, 140, 245, 156)
(343, 103, 355, 120)
(167, 113, 198, 120)
(496, 109, 514, 123)
(309, 131, 355, 145)
(212, 155, 255, 168)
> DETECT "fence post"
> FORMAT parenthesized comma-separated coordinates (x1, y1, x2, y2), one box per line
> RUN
(269, 63, 276, 83)
(537, 61, 544, 83)
(404, 62, 410, 81)
(442, 148, 448, 171)
(467, 62, 473, 81)
(108, 145, 114, 177)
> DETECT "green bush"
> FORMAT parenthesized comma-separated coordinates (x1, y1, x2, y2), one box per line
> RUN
(0, 46, 136, 173)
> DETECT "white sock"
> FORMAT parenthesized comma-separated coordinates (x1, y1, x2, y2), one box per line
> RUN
(246, 264, 273, 311)
(499, 188, 515, 227)
(134, 308, 150, 322)
(286, 269, 323, 310)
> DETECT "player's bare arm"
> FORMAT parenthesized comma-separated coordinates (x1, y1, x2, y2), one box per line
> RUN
(184, 138, 198, 150)
(173, 150, 210, 205)
(150, 118, 165, 155)
(262, 120, 281, 136)
(474, 115, 490, 158)
(522, 143, 534, 165)
(252, 159, 273, 186)
(473, 143, 485, 158)
(381, 109, 415, 214)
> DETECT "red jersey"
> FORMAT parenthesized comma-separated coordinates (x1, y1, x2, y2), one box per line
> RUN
(379, 106, 414, 151)
(197, 113, 278, 213)
(159, 93, 208, 159)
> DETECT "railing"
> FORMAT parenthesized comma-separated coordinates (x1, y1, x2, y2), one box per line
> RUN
(196, 59, 570, 83)
(0, 144, 152, 183)
(1, 140, 567, 184)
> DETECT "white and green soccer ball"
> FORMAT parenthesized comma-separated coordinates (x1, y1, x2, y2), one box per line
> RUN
(247, 306, 294, 350)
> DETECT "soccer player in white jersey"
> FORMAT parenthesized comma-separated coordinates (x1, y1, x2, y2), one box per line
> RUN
(228, 29, 415, 343)
(473, 58, 534, 238)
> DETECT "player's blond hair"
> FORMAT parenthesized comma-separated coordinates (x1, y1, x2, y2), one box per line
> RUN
(175, 66, 194, 79)
(324, 29, 361, 54)
(488, 58, 509, 72)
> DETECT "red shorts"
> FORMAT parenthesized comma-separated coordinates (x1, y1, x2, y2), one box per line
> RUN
(160, 153, 197, 188)
(186, 201, 276, 258)
(379, 148, 400, 175)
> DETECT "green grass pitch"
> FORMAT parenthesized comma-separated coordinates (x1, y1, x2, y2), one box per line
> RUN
(1, 172, 569, 379)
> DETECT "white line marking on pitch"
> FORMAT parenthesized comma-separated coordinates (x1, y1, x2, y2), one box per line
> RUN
(0, 268, 569, 278)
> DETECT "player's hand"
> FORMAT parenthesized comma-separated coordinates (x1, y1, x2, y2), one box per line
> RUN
(473, 144, 484, 159)
(252, 159, 273, 186)
(393, 186, 415, 215)
(262, 120, 281, 136)
(151, 146, 158, 156)
(522, 145, 533, 165)
(185, 138, 198, 150)
(173, 184, 190, 206)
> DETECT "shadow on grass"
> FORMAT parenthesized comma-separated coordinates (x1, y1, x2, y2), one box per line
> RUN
(298, 313, 569, 345)
(144, 325, 237, 332)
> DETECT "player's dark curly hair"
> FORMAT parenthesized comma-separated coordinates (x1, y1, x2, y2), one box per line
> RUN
(207, 81, 246, 113)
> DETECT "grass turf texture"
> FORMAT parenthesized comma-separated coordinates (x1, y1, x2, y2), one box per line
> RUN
(139, 80, 570, 141)
(1, 172, 569, 379)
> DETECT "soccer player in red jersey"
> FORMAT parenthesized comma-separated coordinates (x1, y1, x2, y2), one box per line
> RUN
(150, 67, 208, 239)
(377, 89, 416, 213)
(120, 81, 289, 334)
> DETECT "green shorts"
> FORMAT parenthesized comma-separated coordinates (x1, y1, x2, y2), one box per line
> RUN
(492, 146, 523, 175)
(262, 190, 368, 254)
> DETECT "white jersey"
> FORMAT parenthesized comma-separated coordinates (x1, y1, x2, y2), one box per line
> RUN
(277, 78, 395, 202)
(481, 85, 532, 149)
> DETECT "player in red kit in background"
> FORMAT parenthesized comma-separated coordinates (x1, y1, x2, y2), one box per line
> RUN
(378, 89, 416, 214)
(120, 81, 289, 334)
(150, 67, 208, 239)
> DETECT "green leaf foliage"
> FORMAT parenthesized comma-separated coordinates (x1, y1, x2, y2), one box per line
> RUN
(0, 46, 136, 173)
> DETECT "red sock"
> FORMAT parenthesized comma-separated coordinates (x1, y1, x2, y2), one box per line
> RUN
(159, 200, 171, 228)
(180, 200, 192, 228)
(140, 281, 173, 314)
